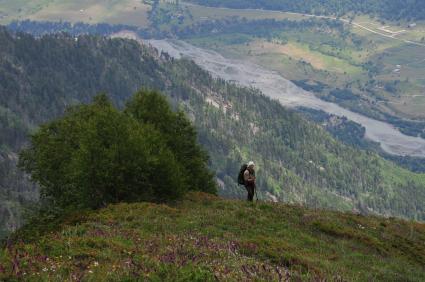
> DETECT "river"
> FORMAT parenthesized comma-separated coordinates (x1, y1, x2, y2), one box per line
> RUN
(144, 38, 425, 158)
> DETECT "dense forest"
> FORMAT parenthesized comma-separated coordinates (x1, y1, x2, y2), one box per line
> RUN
(187, 0, 425, 21)
(297, 107, 425, 173)
(1, 27, 425, 238)
(6, 21, 137, 37)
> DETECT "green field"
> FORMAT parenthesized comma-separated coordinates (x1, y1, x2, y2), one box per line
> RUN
(0, 0, 151, 26)
(184, 2, 307, 22)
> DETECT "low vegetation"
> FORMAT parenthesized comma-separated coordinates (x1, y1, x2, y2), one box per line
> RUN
(1, 192, 424, 281)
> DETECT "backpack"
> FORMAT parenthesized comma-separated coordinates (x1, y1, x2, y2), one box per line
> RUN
(237, 164, 248, 185)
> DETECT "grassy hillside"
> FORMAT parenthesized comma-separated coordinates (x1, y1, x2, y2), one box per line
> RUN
(1, 192, 424, 281)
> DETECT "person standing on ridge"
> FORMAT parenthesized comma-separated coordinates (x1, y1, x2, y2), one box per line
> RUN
(244, 161, 256, 202)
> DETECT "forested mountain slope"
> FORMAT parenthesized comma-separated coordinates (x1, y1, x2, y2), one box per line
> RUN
(188, 0, 425, 20)
(1, 27, 425, 237)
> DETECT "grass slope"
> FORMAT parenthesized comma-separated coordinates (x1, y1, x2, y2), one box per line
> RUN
(1, 193, 424, 281)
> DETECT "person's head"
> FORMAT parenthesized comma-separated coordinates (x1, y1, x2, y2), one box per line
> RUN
(248, 161, 255, 171)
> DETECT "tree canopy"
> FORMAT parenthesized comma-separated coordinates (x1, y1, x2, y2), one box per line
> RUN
(19, 91, 217, 212)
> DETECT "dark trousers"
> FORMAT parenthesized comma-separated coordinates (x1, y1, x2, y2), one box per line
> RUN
(245, 183, 255, 202)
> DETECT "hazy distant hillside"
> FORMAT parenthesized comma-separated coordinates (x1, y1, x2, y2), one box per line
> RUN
(188, 0, 425, 20)
(1, 27, 425, 238)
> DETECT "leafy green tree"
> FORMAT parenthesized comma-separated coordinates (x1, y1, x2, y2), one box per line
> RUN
(19, 93, 215, 212)
(125, 90, 217, 194)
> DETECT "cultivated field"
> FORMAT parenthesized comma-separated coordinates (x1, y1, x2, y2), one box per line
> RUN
(0, 0, 151, 26)
(184, 2, 307, 22)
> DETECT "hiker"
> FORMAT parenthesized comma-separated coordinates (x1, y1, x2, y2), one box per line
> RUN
(244, 161, 256, 202)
